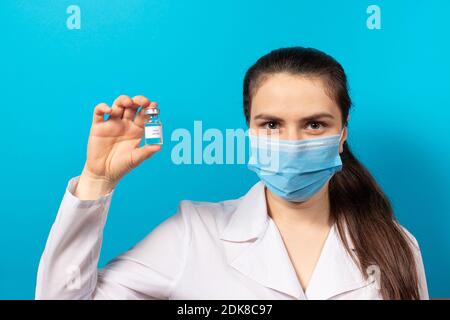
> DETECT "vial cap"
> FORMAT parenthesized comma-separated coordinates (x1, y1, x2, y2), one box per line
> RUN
(144, 107, 160, 115)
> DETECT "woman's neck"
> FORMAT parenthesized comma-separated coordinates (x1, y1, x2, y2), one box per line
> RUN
(265, 183, 332, 229)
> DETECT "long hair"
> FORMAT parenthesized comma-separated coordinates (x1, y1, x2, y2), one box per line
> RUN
(242, 46, 419, 299)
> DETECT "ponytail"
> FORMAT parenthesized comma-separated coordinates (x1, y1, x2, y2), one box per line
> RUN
(330, 143, 420, 299)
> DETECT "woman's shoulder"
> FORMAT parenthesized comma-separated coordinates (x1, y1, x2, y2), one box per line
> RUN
(177, 181, 262, 216)
(176, 197, 243, 229)
(396, 222, 420, 251)
(396, 222, 429, 299)
(174, 181, 265, 237)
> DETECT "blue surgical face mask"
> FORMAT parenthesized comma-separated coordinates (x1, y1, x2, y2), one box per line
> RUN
(247, 131, 344, 202)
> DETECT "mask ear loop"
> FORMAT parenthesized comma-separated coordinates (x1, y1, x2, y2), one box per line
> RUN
(338, 127, 346, 148)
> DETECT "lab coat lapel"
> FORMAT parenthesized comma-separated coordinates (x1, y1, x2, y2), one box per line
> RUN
(220, 181, 373, 300)
(305, 224, 374, 299)
(230, 219, 305, 299)
(220, 182, 304, 299)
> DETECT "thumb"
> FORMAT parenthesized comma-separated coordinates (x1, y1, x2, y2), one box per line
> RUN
(131, 144, 162, 167)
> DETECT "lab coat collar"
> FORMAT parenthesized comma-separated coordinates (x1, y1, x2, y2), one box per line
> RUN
(219, 181, 373, 300)
(220, 181, 270, 242)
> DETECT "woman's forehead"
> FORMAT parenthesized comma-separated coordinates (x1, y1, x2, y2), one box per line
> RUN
(251, 73, 340, 119)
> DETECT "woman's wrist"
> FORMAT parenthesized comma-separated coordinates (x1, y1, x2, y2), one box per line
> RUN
(74, 167, 117, 200)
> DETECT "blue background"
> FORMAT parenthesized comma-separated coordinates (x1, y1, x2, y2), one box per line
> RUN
(0, 0, 449, 299)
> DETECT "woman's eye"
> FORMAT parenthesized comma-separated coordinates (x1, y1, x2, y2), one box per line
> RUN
(306, 121, 325, 130)
(263, 121, 280, 130)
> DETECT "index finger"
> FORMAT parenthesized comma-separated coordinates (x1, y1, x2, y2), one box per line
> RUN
(132, 95, 151, 108)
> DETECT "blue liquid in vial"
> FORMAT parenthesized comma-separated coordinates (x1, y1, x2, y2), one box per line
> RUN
(145, 123, 162, 145)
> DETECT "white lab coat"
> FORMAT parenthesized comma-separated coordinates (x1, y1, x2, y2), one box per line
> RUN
(35, 175, 429, 300)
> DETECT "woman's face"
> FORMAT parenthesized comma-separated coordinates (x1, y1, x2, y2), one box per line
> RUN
(249, 72, 347, 152)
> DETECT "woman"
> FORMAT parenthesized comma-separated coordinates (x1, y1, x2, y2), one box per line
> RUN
(35, 47, 428, 300)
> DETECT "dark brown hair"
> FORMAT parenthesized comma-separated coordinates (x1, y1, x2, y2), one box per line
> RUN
(243, 46, 419, 299)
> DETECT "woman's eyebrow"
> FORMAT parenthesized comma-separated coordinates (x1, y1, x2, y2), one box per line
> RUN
(253, 113, 284, 121)
(300, 112, 335, 122)
(253, 112, 334, 121)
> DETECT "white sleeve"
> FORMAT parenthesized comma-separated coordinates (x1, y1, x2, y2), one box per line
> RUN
(400, 226, 429, 300)
(411, 239, 429, 300)
(35, 175, 190, 300)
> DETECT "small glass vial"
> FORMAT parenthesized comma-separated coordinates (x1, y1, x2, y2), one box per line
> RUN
(144, 107, 163, 145)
